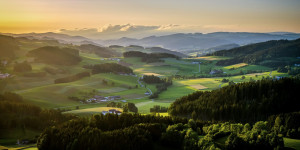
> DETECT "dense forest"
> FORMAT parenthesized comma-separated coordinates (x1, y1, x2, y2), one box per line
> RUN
(77, 44, 120, 58)
(210, 39, 300, 67)
(0, 92, 75, 141)
(267, 111, 300, 139)
(27, 46, 82, 65)
(86, 63, 133, 74)
(123, 51, 178, 63)
(36, 113, 284, 150)
(169, 77, 300, 123)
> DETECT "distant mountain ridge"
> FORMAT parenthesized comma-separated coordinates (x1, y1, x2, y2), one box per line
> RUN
(211, 38, 300, 67)
(1, 32, 91, 45)
(3, 32, 300, 53)
(98, 32, 300, 52)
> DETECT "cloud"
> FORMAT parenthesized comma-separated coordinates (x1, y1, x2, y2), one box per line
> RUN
(58, 24, 239, 39)
(99, 24, 159, 33)
(59, 28, 99, 35)
(59, 24, 183, 39)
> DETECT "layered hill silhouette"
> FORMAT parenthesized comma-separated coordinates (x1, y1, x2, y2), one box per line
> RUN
(211, 38, 300, 67)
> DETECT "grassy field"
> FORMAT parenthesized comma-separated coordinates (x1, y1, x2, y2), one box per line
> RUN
(8, 73, 146, 108)
(224, 63, 248, 69)
(284, 138, 300, 150)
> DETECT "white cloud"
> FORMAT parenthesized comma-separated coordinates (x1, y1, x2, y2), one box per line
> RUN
(58, 24, 239, 39)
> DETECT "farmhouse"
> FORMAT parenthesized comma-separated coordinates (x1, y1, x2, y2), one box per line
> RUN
(107, 109, 122, 115)
(86, 95, 121, 103)
(275, 76, 284, 80)
(102, 111, 108, 115)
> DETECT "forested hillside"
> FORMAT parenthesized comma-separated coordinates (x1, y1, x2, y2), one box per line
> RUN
(77, 44, 120, 58)
(0, 35, 19, 59)
(27, 46, 82, 65)
(169, 77, 300, 122)
(210, 39, 300, 67)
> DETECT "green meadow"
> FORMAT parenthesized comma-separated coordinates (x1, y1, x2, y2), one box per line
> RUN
(3, 52, 289, 116)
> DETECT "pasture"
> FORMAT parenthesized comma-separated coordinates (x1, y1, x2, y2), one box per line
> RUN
(284, 138, 300, 150)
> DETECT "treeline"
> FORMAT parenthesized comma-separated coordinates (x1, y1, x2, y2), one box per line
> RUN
(123, 51, 178, 63)
(0, 92, 75, 130)
(77, 44, 120, 58)
(142, 75, 164, 84)
(150, 105, 168, 113)
(54, 71, 90, 84)
(161, 120, 283, 150)
(37, 113, 190, 150)
(278, 65, 300, 76)
(107, 102, 123, 108)
(84, 63, 133, 74)
(37, 114, 283, 150)
(268, 111, 300, 139)
(27, 46, 81, 65)
(169, 77, 300, 123)
(150, 81, 173, 99)
(210, 39, 300, 67)
(142, 75, 173, 99)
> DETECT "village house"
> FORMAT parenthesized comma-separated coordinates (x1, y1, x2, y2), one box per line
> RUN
(86, 95, 121, 103)
(101, 109, 122, 115)
(102, 111, 108, 115)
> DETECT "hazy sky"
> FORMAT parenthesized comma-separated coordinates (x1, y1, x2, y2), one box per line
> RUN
(1, 0, 300, 36)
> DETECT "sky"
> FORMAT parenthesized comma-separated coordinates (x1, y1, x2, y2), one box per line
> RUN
(0, 0, 300, 39)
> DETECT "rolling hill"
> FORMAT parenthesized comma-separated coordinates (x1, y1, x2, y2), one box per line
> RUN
(98, 32, 300, 52)
(211, 38, 300, 67)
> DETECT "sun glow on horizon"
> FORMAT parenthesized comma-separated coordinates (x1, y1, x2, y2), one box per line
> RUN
(1, 0, 300, 34)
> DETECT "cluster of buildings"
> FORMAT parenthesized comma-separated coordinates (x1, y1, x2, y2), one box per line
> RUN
(101, 58, 121, 62)
(0, 72, 11, 79)
(86, 95, 121, 103)
(102, 109, 122, 115)
(119, 73, 137, 77)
